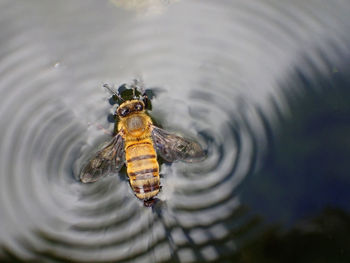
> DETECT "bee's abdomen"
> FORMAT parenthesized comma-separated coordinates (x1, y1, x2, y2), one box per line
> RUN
(125, 139, 160, 200)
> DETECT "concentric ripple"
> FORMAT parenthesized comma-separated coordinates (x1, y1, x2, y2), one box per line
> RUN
(1, 0, 350, 262)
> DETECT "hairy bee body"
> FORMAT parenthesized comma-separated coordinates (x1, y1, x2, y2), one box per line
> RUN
(80, 90, 205, 206)
(125, 137, 159, 200)
(119, 112, 160, 200)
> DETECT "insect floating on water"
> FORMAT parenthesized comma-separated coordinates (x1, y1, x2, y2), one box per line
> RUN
(80, 81, 205, 206)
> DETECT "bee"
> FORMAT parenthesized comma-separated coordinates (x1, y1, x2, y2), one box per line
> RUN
(80, 83, 205, 206)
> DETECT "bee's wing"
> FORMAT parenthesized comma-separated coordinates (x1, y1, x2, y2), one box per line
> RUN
(80, 132, 125, 183)
(151, 125, 205, 163)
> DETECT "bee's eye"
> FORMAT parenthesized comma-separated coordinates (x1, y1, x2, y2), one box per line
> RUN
(119, 107, 129, 117)
(134, 103, 143, 111)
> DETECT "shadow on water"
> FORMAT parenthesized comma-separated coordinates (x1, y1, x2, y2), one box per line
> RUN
(2, 207, 350, 263)
(228, 207, 350, 263)
(238, 60, 350, 261)
(151, 201, 262, 263)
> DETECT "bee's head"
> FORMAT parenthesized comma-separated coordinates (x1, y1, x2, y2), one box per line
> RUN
(117, 100, 145, 118)
(104, 82, 154, 118)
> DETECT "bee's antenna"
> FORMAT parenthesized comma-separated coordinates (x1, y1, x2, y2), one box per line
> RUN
(132, 86, 136, 99)
(103, 83, 124, 102)
(130, 79, 140, 99)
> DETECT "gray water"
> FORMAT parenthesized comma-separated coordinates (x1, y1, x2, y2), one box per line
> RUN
(1, 0, 350, 262)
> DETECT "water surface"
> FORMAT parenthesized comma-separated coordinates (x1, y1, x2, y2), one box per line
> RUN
(1, 0, 350, 262)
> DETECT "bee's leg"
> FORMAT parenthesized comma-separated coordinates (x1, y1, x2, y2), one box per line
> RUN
(87, 122, 113, 136)
(131, 78, 147, 99)
(132, 80, 149, 107)
(142, 89, 154, 110)
(132, 86, 136, 98)
(132, 79, 144, 99)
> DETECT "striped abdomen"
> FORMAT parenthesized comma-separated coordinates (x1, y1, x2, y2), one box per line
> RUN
(125, 138, 159, 200)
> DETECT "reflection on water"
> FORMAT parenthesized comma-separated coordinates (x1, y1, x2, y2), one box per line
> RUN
(242, 65, 350, 227)
(1, 0, 350, 262)
(233, 207, 350, 263)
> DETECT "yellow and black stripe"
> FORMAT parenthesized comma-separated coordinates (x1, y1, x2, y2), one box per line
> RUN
(125, 138, 160, 200)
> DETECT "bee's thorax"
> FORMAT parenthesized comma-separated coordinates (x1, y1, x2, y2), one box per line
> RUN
(120, 114, 150, 138)
(126, 115, 144, 130)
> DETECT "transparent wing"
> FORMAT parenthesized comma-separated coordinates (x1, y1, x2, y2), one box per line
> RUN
(80, 132, 125, 183)
(151, 125, 205, 163)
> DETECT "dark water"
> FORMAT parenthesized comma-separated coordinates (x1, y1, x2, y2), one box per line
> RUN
(1, 0, 350, 262)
